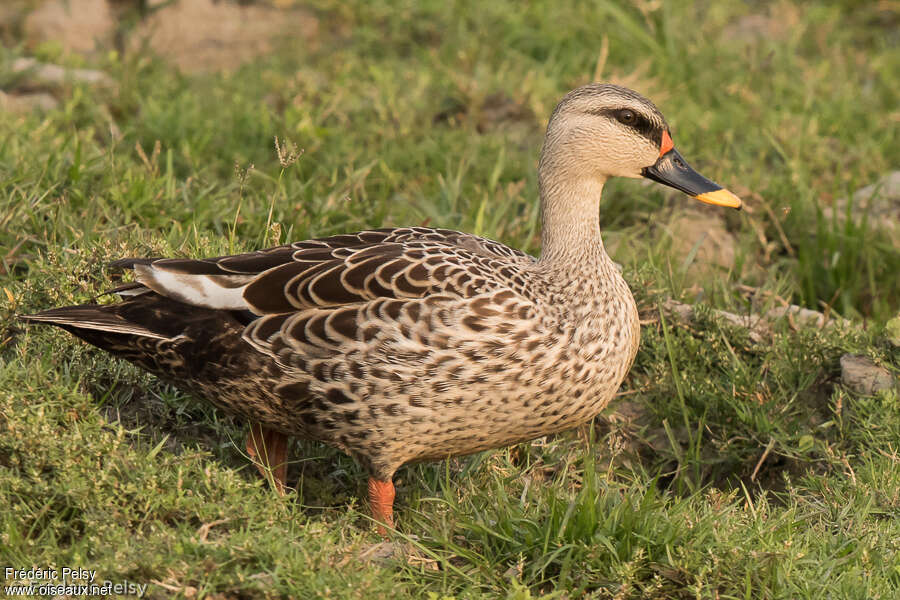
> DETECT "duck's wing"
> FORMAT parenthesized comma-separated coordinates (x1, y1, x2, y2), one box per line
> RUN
(115, 227, 531, 271)
(279, 226, 532, 262)
(374, 227, 534, 263)
(24, 228, 539, 446)
(126, 227, 537, 374)
(125, 227, 535, 314)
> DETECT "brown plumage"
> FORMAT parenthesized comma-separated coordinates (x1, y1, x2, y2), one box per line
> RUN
(21, 84, 742, 533)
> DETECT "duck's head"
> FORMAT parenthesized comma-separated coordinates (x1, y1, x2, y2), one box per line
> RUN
(540, 83, 742, 209)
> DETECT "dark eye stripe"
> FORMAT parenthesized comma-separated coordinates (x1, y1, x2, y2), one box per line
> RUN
(587, 107, 663, 146)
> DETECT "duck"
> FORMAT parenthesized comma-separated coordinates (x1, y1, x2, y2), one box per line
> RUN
(21, 84, 741, 534)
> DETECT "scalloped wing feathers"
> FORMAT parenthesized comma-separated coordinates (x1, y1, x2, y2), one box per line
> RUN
(131, 227, 535, 315)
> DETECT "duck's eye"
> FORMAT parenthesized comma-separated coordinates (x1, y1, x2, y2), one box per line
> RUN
(616, 109, 637, 125)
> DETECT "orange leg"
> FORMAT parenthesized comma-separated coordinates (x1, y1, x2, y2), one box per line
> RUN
(246, 422, 289, 495)
(368, 477, 395, 536)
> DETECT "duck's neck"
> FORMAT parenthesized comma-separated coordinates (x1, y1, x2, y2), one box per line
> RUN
(536, 171, 611, 273)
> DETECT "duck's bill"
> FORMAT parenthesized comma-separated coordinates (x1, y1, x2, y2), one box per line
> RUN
(641, 148, 742, 210)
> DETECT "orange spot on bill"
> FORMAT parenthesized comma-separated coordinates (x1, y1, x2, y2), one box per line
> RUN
(660, 130, 674, 157)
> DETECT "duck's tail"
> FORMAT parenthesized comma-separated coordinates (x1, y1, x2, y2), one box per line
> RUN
(19, 289, 251, 383)
(21, 299, 169, 341)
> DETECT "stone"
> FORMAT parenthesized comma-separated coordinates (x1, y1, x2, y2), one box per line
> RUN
(665, 209, 736, 274)
(840, 354, 897, 395)
(765, 304, 846, 329)
(11, 57, 114, 87)
(0, 90, 59, 113)
(663, 299, 770, 343)
(23, 0, 115, 55)
(824, 171, 900, 247)
(131, 0, 319, 73)
(853, 171, 900, 213)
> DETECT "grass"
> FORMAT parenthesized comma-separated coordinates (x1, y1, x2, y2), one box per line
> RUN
(1, 0, 899, 597)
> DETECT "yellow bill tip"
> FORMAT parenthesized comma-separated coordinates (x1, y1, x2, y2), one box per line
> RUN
(694, 188, 742, 210)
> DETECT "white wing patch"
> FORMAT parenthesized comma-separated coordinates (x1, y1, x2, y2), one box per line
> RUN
(134, 264, 252, 310)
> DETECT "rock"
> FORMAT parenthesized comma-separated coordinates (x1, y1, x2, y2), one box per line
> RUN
(712, 309, 770, 342)
(840, 354, 897, 395)
(824, 171, 900, 247)
(662, 299, 770, 343)
(665, 209, 736, 273)
(662, 298, 859, 343)
(355, 541, 401, 564)
(765, 304, 846, 329)
(662, 299, 695, 323)
(131, 0, 319, 73)
(351, 536, 435, 568)
(11, 57, 114, 87)
(853, 171, 900, 211)
(23, 0, 115, 55)
(0, 90, 59, 113)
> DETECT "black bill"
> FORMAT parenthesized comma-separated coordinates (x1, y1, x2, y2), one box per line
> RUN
(641, 148, 742, 209)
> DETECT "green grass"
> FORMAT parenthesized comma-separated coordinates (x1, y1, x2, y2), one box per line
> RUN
(2, 0, 899, 598)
